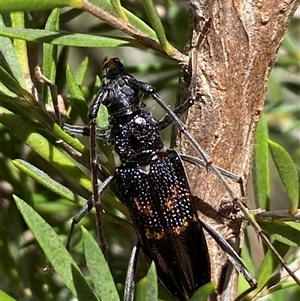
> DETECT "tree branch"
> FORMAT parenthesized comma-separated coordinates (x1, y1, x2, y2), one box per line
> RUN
(177, 1, 300, 300)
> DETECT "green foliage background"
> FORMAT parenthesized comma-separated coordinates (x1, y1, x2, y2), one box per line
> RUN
(0, 2, 299, 301)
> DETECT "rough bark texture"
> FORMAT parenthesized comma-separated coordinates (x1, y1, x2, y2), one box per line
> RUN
(175, 1, 299, 300)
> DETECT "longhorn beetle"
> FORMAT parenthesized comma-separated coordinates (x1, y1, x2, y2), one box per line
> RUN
(36, 57, 298, 300)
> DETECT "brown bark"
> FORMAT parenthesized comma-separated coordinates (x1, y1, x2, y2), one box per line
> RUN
(176, 1, 299, 300)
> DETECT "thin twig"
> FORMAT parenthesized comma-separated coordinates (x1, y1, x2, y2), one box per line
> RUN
(82, 0, 187, 62)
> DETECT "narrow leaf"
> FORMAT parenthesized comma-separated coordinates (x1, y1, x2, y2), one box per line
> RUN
(190, 283, 214, 301)
(71, 265, 100, 301)
(145, 262, 158, 301)
(0, 107, 91, 190)
(0, 290, 17, 301)
(0, 27, 138, 48)
(0, 78, 87, 156)
(247, 240, 289, 299)
(253, 114, 270, 209)
(14, 196, 91, 297)
(141, 0, 174, 55)
(136, 277, 147, 301)
(0, 0, 83, 12)
(259, 220, 300, 246)
(239, 234, 256, 293)
(83, 227, 120, 301)
(110, 0, 128, 21)
(0, 15, 26, 87)
(43, 8, 60, 94)
(268, 140, 299, 214)
(66, 65, 89, 124)
(252, 248, 277, 293)
(12, 159, 87, 206)
(0, 66, 35, 103)
(90, 0, 157, 39)
(11, 12, 30, 76)
(75, 57, 89, 84)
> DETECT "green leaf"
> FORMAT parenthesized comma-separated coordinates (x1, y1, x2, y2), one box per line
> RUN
(12, 159, 87, 206)
(141, 0, 174, 55)
(11, 12, 30, 77)
(259, 220, 300, 246)
(0, 72, 87, 156)
(0, 0, 83, 12)
(71, 265, 101, 301)
(110, 0, 128, 21)
(145, 262, 158, 301)
(239, 234, 256, 293)
(0, 107, 91, 190)
(0, 65, 35, 103)
(189, 283, 214, 301)
(75, 57, 89, 84)
(136, 277, 147, 301)
(66, 65, 89, 124)
(13, 195, 97, 299)
(258, 278, 300, 297)
(251, 248, 277, 295)
(82, 227, 120, 301)
(268, 140, 299, 213)
(0, 15, 26, 86)
(253, 114, 270, 209)
(42, 8, 60, 98)
(90, 0, 157, 39)
(0, 27, 140, 48)
(0, 290, 17, 301)
(247, 241, 289, 299)
(92, 76, 110, 130)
